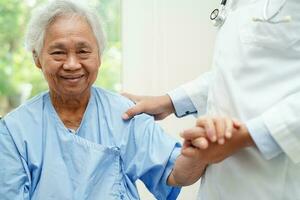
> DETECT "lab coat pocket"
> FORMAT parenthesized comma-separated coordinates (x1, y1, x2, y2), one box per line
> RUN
(239, 23, 299, 50)
(238, 2, 300, 51)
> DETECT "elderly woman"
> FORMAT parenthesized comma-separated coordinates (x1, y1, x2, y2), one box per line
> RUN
(0, 0, 207, 199)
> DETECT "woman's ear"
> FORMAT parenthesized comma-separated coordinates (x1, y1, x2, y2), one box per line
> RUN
(32, 51, 42, 69)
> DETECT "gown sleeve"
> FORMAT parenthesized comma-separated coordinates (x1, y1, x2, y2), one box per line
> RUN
(120, 114, 181, 200)
(0, 120, 30, 200)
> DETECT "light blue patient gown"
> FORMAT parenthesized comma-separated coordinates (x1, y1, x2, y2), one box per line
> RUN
(0, 87, 181, 200)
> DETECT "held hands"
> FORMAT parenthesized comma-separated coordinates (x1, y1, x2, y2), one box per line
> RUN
(180, 116, 254, 164)
(120, 93, 255, 186)
(121, 93, 175, 120)
(181, 116, 241, 150)
(168, 116, 255, 186)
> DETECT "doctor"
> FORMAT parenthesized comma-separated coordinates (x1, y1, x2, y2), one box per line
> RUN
(123, 0, 300, 199)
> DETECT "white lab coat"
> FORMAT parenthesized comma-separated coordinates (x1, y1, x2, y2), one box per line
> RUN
(181, 0, 300, 199)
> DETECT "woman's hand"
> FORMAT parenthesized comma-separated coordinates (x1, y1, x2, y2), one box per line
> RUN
(177, 116, 241, 151)
(180, 121, 255, 164)
(121, 93, 175, 120)
(167, 126, 208, 186)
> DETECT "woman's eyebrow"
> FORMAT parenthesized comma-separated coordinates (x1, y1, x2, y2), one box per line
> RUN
(48, 43, 66, 50)
(76, 42, 92, 49)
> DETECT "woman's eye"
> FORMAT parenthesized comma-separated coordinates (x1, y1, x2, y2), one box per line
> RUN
(51, 51, 65, 55)
(79, 50, 89, 54)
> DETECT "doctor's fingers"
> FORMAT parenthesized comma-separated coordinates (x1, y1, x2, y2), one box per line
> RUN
(121, 92, 144, 103)
(122, 102, 146, 120)
(196, 117, 217, 142)
(224, 118, 234, 139)
(214, 118, 226, 145)
(180, 127, 206, 140)
(122, 95, 174, 120)
(232, 118, 242, 129)
(191, 137, 209, 149)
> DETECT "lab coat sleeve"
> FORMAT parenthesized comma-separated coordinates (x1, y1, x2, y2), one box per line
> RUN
(168, 87, 197, 117)
(249, 92, 300, 163)
(168, 71, 215, 117)
(121, 114, 181, 200)
(246, 117, 283, 160)
(0, 120, 30, 200)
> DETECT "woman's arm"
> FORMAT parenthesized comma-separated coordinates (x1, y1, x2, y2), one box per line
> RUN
(0, 121, 30, 200)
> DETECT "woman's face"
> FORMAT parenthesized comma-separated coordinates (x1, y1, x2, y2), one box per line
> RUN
(36, 15, 100, 98)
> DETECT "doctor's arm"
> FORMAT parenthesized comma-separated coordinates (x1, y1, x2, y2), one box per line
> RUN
(122, 71, 214, 120)
(246, 91, 300, 163)
(0, 120, 30, 200)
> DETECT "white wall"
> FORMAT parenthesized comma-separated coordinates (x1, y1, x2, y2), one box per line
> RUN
(121, 0, 218, 199)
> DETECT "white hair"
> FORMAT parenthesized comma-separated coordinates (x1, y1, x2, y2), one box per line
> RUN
(25, 0, 106, 57)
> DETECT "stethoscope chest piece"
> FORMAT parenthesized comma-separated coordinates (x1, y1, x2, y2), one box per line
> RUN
(210, 8, 226, 27)
(210, 0, 227, 27)
(210, 8, 219, 20)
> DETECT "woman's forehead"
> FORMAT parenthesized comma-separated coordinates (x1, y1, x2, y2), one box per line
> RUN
(44, 15, 97, 46)
(47, 40, 93, 50)
(47, 15, 92, 33)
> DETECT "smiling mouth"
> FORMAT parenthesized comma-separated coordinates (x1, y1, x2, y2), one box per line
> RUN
(60, 75, 84, 82)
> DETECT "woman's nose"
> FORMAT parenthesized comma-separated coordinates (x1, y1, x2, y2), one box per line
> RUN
(63, 54, 81, 70)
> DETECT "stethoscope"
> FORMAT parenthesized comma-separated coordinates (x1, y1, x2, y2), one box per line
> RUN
(210, 0, 227, 27)
(210, 0, 291, 27)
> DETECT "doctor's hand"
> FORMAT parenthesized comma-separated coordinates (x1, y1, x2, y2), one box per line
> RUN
(180, 121, 255, 165)
(167, 120, 255, 187)
(192, 116, 241, 146)
(121, 93, 175, 120)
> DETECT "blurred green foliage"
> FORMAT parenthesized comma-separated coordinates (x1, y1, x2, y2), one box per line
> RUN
(0, 0, 121, 114)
